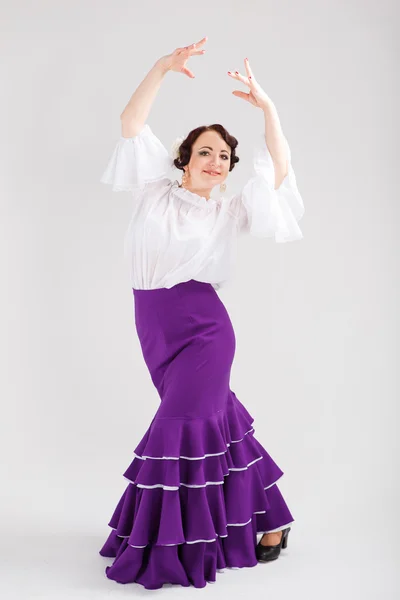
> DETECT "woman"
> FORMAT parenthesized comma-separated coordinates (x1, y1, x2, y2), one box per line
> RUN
(99, 37, 304, 590)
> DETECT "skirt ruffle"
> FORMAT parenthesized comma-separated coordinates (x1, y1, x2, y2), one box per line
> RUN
(99, 391, 294, 589)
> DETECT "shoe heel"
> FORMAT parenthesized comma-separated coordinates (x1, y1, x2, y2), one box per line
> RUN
(281, 527, 290, 549)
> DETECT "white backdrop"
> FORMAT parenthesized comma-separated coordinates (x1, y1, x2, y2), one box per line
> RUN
(1, 0, 398, 598)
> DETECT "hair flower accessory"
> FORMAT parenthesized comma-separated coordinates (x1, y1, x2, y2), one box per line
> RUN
(170, 136, 185, 161)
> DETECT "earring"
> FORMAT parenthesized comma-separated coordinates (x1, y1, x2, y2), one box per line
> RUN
(220, 182, 226, 193)
(181, 169, 189, 188)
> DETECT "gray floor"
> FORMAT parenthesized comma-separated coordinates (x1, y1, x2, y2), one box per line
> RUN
(1, 527, 397, 599)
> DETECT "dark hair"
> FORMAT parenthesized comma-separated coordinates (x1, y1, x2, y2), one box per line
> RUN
(173, 124, 240, 172)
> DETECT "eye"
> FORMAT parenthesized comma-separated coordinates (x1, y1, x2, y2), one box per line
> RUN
(199, 151, 230, 160)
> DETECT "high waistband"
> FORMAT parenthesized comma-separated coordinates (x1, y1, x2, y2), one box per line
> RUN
(132, 279, 214, 295)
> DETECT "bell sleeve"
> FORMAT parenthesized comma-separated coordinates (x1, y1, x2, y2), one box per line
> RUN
(229, 133, 305, 242)
(100, 124, 173, 192)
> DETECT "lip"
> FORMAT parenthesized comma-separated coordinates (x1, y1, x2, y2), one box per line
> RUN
(204, 170, 221, 176)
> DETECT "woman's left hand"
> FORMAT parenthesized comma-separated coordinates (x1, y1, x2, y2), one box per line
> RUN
(228, 58, 272, 110)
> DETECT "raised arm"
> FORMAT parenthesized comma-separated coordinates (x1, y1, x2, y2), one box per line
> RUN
(101, 38, 208, 192)
(227, 58, 304, 242)
(229, 58, 289, 190)
(120, 37, 208, 138)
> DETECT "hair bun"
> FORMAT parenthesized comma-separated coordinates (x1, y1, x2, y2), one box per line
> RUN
(170, 136, 185, 160)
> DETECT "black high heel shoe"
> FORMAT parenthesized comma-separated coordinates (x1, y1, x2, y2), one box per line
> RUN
(255, 527, 291, 562)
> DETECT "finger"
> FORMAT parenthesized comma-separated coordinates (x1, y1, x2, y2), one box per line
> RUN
(188, 42, 207, 56)
(186, 37, 205, 53)
(244, 58, 255, 82)
(181, 66, 195, 78)
(193, 36, 208, 47)
(228, 71, 250, 87)
(232, 90, 250, 102)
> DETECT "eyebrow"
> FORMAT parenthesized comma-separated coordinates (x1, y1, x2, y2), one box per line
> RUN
(199, 145, 231, 155)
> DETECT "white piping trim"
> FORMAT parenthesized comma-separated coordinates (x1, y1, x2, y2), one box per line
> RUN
(110, 516, 293, 548)
(114, 522, 296, 547)
(134, 480, 225, 490)
(231, 428, 254, 443)
(257, 521, 295, 534)
(123, 456, 264, 489)
(264, 481, 279, 490)
(133, 428, 254, 461)
(228, 456, 263, 470)
(227, 518, 252, 527)
(136, 483, 179, 490)
(181, 481, 224, 488)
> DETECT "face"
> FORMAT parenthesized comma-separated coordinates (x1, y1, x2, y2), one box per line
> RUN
(184, 130, 231, 192)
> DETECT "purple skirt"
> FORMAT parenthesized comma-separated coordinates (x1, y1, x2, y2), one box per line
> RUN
(99, 279, 294, 589)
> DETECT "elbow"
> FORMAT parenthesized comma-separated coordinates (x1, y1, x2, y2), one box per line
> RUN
(120, 116, 146, 139)
(274, 178, 286, 191)
(273, 170, 288, 191)
(273, 158, 289, 190)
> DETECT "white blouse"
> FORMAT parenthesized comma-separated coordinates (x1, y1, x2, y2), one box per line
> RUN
(100, 124, 304, 290)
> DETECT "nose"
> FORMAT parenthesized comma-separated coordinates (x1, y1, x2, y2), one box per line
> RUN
(208, 159, 221, 169)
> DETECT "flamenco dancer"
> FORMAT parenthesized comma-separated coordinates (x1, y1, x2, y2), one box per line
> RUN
(99, 36, 304, 590)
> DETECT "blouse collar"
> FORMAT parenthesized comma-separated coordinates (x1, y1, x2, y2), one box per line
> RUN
(170, 180, 220, 209)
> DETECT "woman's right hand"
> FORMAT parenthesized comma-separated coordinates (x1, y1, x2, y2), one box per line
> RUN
(158, 37, 207, 78)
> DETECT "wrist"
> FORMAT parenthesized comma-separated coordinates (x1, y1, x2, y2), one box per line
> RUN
(261, 100, 275, 114)
(155, 57, 170, 76)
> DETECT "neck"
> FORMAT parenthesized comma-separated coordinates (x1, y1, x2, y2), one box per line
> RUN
(179, 183, 212, 200)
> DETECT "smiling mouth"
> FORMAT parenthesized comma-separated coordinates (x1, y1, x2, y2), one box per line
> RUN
(204, 170, 221, 176)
